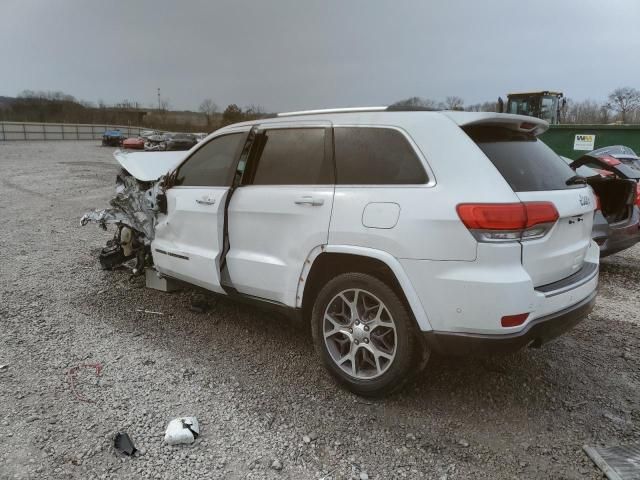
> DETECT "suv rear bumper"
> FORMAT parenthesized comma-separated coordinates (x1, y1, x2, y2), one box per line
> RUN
(400, 240, 599, 335)
(423, 290, 596, 355)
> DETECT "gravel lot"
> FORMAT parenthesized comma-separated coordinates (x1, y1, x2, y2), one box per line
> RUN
(1, 141, 639, 479)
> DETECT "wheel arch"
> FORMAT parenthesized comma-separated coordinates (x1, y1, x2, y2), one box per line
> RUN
(298, 245, 432, 331)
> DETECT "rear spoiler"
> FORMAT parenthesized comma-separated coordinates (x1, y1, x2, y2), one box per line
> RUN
(443, 112, 549, 136)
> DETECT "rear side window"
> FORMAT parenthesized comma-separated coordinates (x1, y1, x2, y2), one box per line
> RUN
(175, 133, 246, 186)
(250, 128, 331, 185)
(464, 126, 579, 192)
(334, 127, 428, 184)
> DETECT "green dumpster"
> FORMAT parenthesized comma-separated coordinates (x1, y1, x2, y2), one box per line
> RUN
(540, 124, 640, 159)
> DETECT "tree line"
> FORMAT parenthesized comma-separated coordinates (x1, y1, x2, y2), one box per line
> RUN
(392, 87, 640, 124)
(3, 87, 640, 129)
(198, 99, 269, 127)
(0, 91, 269, 132)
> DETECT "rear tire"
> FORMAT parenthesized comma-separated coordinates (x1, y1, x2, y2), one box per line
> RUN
(311, 272, 429, 397)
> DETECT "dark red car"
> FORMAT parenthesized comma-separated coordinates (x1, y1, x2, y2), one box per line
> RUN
(122, 137, 145, 150)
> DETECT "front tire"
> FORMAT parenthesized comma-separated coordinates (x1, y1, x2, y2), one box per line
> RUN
(311, 272, 428, 397)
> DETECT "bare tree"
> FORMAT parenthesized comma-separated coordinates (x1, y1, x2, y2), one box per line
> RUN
(444, 96, 464, 110)
(199, 98, 218, 126)
(244, 104, 267, 120)
(390, 96, 439, 109)
(599, 104, 612, 124)
(159, 99, 170, 112)
(564, 99, 600, 124)
(114, 99, 140, 109)
(465, 101, 497, 112)
(607, 87, 640, 123)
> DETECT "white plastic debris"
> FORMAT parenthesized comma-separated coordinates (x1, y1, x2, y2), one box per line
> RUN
(164, 417, 200, 445)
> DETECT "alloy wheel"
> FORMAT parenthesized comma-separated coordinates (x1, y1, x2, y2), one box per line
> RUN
(323, 288, 397, 379)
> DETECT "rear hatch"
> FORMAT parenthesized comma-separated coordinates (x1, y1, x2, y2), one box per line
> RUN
(464, 124, 595, 287)
(570, 155, 639, 224)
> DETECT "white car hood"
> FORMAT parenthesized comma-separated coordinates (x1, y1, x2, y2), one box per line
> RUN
(114, 149, 187, 182)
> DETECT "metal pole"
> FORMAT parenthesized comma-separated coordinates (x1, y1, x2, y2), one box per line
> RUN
(76, 124, 79, 140)
(23, 123, 26, 140)
(43, 123, 46, 141)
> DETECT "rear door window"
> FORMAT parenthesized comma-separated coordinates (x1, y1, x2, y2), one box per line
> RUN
(334, 127, 428, 184)
(464, 126, 579, 192)
(248, 128, 332, 185)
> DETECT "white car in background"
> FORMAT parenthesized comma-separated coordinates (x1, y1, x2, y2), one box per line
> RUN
(84, 107, 599, 397)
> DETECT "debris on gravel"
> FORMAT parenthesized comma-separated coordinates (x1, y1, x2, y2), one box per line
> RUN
(164, 417, 200, 445)
(114, 432, 137, 456)
(0, 142, 639, 479)
(189, 294, 214, 314)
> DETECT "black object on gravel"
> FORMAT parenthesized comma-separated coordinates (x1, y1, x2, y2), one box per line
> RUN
(114, 432, 137, 456)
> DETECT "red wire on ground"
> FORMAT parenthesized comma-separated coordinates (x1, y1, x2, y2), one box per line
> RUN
(67, 362, 102, 403)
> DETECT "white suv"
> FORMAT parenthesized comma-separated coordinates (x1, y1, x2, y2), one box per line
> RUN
(84, 107, 599, 397)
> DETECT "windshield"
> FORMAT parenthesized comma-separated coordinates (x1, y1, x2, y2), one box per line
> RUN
(539, 96, 558, 123)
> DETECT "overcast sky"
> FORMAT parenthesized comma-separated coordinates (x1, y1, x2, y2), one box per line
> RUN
(3, 0, 639, 112)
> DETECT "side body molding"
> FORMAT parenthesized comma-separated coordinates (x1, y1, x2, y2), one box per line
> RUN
(297, 245, 433, 332)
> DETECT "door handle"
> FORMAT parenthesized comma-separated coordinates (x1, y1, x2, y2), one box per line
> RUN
(196, 198, 216, 205)
(294, 196, 324, 206)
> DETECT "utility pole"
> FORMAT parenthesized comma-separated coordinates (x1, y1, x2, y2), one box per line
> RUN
(157, 88, 161, 111)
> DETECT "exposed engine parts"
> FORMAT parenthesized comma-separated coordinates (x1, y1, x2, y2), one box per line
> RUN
(98, 225, 147, 273)
(82, 170, 164, 273)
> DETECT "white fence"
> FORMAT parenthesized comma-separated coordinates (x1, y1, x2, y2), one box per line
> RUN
(0, 122, 145, 141)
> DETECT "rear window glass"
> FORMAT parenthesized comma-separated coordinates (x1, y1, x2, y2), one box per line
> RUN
(464, 126, 580, 192)
(334, 127, 428, 184)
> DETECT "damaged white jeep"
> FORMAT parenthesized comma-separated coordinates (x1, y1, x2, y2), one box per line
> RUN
(84, 108, 599, 397)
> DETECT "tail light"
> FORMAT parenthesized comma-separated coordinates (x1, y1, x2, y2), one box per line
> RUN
(636, 184, 640, 207)
(456, 202, 558, 242)
(501, 313, 529, 328)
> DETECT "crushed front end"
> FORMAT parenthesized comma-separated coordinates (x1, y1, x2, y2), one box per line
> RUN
(81, 171, 165, 274)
